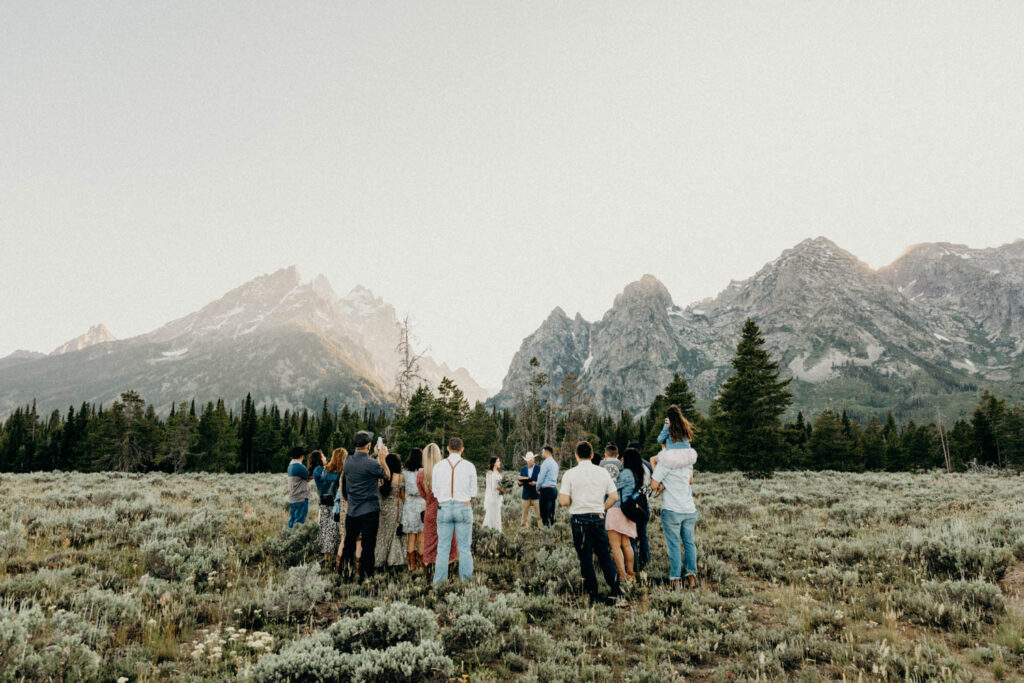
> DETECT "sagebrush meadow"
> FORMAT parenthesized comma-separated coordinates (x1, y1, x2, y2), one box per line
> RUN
(1, 470, 1022, 681)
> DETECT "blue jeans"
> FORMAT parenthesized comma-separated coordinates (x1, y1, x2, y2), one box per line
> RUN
(433, 500, 474, 584)
(288, 500, 309, 528)
(660, 509, 697, 580)
(570, 513, 621, 599)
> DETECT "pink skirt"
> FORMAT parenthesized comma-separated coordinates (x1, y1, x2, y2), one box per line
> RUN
(605, 508, 636, 538)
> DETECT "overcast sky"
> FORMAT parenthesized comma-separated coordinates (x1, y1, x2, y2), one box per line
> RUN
(2, 2, 1023, 390)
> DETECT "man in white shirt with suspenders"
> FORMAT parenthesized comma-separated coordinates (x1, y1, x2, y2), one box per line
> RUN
(431, 436, 478, 584)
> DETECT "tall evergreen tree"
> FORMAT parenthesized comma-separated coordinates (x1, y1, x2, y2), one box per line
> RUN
(807, 409, 858, 471)
(711, 319, 792, 478)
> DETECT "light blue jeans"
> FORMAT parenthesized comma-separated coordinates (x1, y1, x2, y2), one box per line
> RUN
(288, 500, 308, 528)
(433, 500, 474, 584)
(660, 509, 698, 580)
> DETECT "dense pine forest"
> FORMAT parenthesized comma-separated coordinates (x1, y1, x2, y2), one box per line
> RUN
(2, 321, 1022, 475)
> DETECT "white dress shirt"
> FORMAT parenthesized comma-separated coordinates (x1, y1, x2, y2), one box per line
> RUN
(559, 460, 616, 515)
(431, 453, 479, 503)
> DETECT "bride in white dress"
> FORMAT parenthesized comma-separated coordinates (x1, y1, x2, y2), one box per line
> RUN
(483, 457, 506, 531)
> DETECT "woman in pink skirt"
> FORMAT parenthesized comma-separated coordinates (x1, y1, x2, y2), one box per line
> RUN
(606, 451, 644, 581)
(417, 443, 458, 573)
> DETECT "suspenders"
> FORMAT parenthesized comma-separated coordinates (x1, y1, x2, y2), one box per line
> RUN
(447, 458, 464, 500)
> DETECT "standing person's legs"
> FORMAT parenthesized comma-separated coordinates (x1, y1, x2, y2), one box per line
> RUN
(296, 499, 308, 525)
(638, 515, 650, 569)
(588, 519, 621, 597)
(287, 503, 298, 528)
(570, 515, 598, 600)
(531, 499, 542, 528)
(358, 511, 380, 579)
(539, 488, 554, 526)
(339, 514, 360, 572)
(621, 535, 635, 577)
(433, 503, 456, 584)
(520, 499, 530, 528)
(660, 510, 683, 583)
(453, 504, 474, 580)
(608, 529, 627, 578)
(680, 511, 698, 580)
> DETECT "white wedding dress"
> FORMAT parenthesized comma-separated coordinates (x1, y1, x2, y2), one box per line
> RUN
(483, 470, 503, 531)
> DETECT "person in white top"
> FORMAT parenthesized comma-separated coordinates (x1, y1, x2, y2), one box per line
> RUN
(482, 457, 506, 531)
(431, 437, 478, 584)
(558, 441, 623, 603)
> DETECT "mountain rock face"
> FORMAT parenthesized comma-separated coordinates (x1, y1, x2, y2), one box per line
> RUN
(334, 285, 490, 405)
(494, 237, 1024, 420)
(880, 240, 1024, 365)
(51, 324, 117, 355)
(0, 268, 488, 417)
(0, 350, 46, 371)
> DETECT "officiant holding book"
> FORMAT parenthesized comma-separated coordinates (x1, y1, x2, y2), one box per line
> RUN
(518, 451, 542, 529)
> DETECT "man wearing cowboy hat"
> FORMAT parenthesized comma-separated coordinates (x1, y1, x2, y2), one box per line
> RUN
(518, 451, 542, 529)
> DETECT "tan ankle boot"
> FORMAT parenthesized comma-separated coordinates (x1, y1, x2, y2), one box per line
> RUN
(407, 551, 417, 570)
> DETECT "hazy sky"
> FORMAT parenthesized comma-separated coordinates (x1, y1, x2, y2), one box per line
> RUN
(2, 2, 1023, 390)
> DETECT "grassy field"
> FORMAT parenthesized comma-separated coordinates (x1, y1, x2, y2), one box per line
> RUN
(1, 470, 1023, 681)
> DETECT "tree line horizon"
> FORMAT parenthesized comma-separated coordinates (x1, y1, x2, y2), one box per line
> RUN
(1, 320, 1021, 475)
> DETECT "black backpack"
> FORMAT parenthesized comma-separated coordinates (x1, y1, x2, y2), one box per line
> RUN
(620, 471, 649, 524)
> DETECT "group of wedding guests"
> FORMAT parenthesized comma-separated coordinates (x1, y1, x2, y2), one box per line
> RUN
(284, 405, 700, 602)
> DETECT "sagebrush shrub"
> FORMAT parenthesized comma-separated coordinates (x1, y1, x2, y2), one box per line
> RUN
(261, 562, 330, 619)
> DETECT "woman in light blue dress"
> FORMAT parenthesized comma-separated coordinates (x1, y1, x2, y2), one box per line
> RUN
(400, 448, 426, 569)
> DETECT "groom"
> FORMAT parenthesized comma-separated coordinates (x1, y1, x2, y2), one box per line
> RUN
(519, 451, 542, 529)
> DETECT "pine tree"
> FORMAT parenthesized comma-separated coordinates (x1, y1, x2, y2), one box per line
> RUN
(460, 402, 502, 465)
(435, 377, 470, 445)
(317, 398, 335, 453)
(711, 319, 792, 478)
(807, 409, 857, 471)
(861, 416, 885, 470)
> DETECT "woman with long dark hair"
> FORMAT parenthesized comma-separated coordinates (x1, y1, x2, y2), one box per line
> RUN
(375, 452, 407, 568)
(605, 447, 641, 582)
(401, 448, 426, 569)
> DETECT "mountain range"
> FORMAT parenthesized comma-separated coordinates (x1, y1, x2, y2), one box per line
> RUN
(0, 268, 488, 417)
(492, 237, 1024, 421)
(3, 237, 1022, 422)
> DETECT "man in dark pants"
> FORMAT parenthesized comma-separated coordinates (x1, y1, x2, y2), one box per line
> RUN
(537, 445, 560, 526)
(558, 441, 622, 605)
(338, 430, 390, 580)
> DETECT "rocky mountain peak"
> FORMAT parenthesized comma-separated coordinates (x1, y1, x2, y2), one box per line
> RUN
(51, 324, 117, 355)
(543, 306, 571, 325)
(310, 274, 338, 303)
(613, 275, 673, 310)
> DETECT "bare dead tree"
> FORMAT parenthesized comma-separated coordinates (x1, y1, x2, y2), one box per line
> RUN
(936, 407, 952, 473)
(394, 315, 426, 419)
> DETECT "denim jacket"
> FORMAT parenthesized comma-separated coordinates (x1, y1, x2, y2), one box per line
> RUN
(613, 468, 637, 509)
(657, 424, 691, 450)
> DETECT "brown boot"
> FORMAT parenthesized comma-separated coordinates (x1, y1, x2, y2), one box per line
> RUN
(685, 575, 698, 589)
(407, 551, 417, 570)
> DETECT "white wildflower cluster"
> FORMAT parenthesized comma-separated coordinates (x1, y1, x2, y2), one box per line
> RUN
(188, 624, 274, 670)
